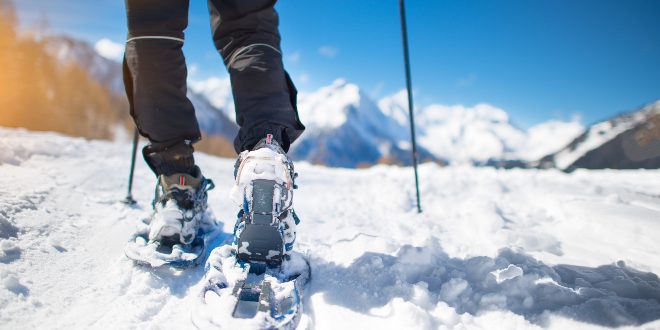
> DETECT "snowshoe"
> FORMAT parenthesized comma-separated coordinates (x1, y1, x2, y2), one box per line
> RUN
(125, 166, 217, 268)
(192, 134, 309, 329)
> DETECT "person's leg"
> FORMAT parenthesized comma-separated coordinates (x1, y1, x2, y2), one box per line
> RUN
(207, 0, 305, 153)
(124, 0, 199, 176)
(206, 0, 303, 264)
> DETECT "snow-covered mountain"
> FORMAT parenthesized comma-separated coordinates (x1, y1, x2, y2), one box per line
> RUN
(517, 119, 585, 161)
(54, 35, 660, 171)
(191, 77, 434, 166)
(292, 80, 435, 167)
(14, 35, 657, 170)
(2, 127, 660, 329)
(156, 73, 586, 167)
(417, 103, 527, 164)
(378, 90, 584, 164)
(540, 100, 660, 170)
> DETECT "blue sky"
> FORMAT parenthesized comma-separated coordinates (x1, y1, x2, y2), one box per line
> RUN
(14, 0, 660, 128)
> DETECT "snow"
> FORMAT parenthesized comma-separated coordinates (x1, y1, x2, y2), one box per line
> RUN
(1, 127, 660, 329)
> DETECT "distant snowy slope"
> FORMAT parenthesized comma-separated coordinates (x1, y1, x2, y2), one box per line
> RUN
(298, 80, 404, 138)
(543, 100, 660, 170)
(292, 80, 434, 166)
(187, 79, 586, 167)
(377, 90, 584, 164)
(1, 128, 660, 329)
(416, 103, 527, 164)
(517, 119, 585, 161)
(377, 89, 410, 127)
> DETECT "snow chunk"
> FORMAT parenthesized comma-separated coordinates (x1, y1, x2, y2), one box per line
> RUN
(0, 216, 19, 239)
(2, 272, 29, 296)
(0, 239, 21, 263)
(491, 264, 524, 283)
(238, 241, 251, 255)
(440, 278, 470, 303)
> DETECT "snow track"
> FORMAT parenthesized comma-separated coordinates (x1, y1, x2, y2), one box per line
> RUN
(1, 128, 659, 329)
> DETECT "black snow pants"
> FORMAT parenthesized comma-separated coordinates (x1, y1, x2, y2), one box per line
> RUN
(123, 0, 305, 175)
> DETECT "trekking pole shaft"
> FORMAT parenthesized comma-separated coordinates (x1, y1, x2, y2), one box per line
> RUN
(124, 127, 139, 204)
(399, 0, 422, 213)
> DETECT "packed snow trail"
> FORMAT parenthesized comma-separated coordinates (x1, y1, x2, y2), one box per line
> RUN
(1, 128, 660, 329)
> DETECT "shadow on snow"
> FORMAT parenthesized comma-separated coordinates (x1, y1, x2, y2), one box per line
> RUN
(309, 238, 660, 328)
(130, 223, 233, 298)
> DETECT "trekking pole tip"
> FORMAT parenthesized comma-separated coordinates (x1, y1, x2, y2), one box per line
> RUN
(122, 194, 137, 205)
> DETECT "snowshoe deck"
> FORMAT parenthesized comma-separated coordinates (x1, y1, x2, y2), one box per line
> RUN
(232, 263, 270, 319)
(125, 226, 209, 269)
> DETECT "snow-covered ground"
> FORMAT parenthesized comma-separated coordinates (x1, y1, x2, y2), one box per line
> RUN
(1, 128, 659, 329)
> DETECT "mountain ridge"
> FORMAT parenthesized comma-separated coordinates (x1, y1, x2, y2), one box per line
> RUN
(21, 32, 658, 170)
(540, 100, 660, 170)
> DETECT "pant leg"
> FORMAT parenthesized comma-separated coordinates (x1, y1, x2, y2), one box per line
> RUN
(124, 0, 198, 175)
(207, 0, 305, 153)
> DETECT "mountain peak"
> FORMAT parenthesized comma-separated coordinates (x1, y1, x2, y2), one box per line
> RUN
(297, 79, 365, 130)
(324, 79, 361, 102)
(420, 103, 510, 125)
(331, 78, 349, 88)
(378, 89, 410, 127)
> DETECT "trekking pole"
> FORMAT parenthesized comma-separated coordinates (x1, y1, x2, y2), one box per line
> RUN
(399, 0, 422, 213)
(122, 127, 139, 205)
